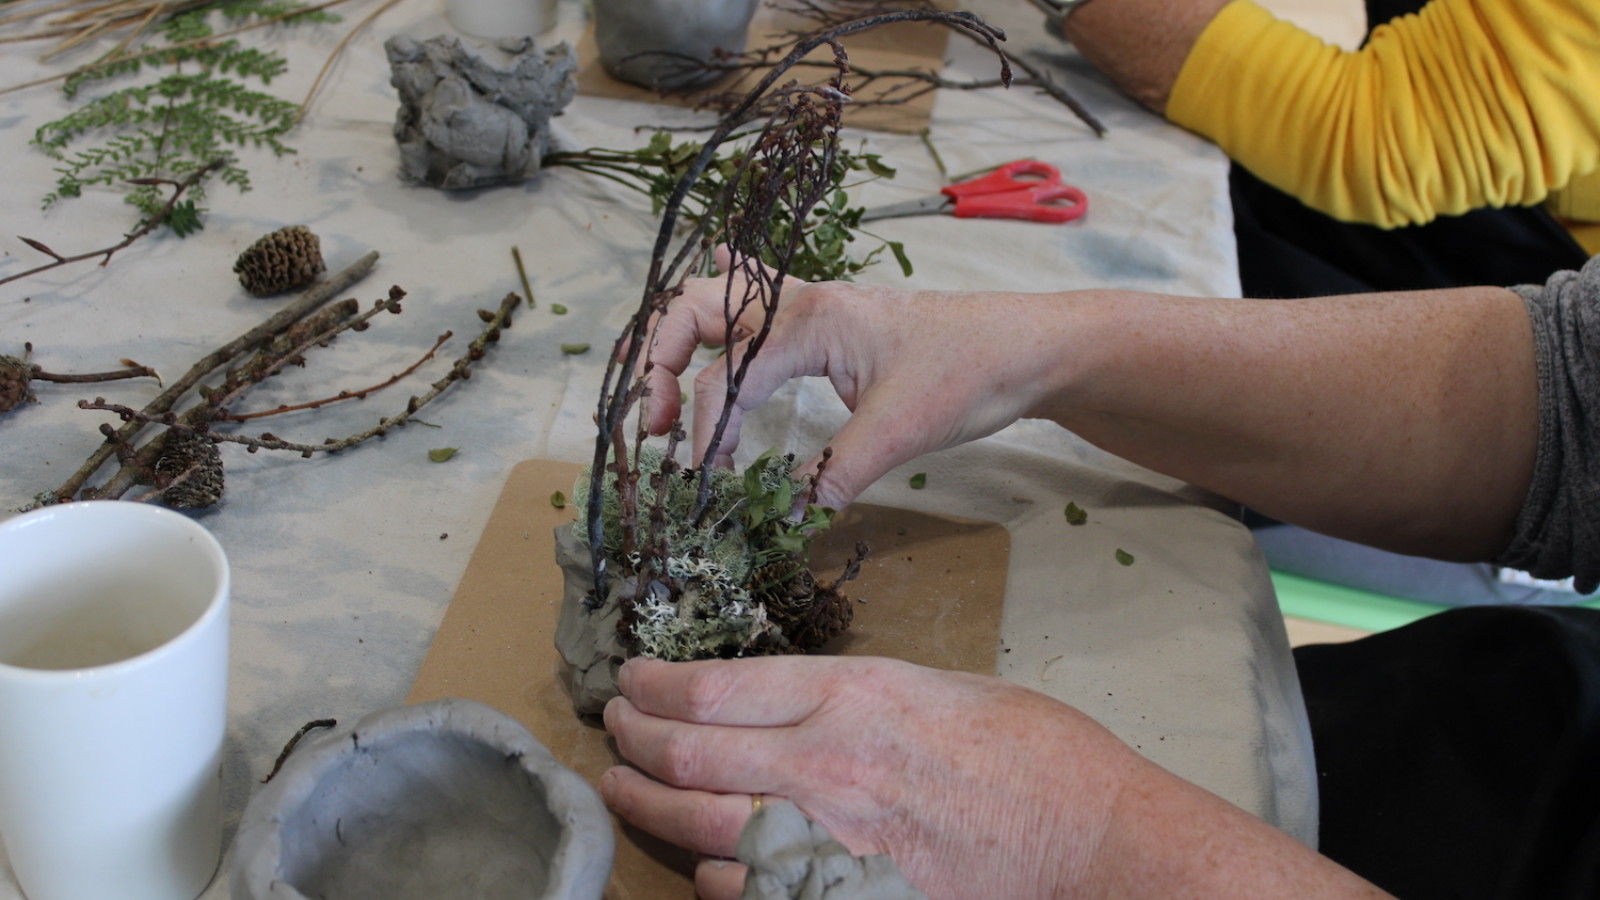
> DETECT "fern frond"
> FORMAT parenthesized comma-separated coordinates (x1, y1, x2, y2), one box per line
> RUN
(32, 0, 334, 233)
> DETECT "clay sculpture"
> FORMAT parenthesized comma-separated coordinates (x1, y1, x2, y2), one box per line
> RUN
(386, 35, 577, 190)
(231, 698, 613, 900)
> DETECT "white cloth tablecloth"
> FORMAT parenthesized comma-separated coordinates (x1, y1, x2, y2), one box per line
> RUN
(0, 0, 1315, 894)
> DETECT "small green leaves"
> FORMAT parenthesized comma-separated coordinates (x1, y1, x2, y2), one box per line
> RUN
(427, 447, 458, 463)
(887, 241, 913, 277)
(1064, 502, 1087, 526)
(909, 472, 927, 489)
(551, 304, 568, 315)
(1115, 548, 1136, 566)
(550, 490, 567, 508)
(560, 343, 590, 355)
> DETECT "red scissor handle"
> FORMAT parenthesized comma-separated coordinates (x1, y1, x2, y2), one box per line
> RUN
(948, 182, 1088, 223)
(941, 159, 1062, 199)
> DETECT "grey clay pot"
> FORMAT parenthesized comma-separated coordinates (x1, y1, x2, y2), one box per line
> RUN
(592, 0, 760, 91)
(231, 698, 613, 900)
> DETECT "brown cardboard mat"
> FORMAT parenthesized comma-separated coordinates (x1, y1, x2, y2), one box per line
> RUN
(574, 4, 954, 134)
(408, 458, 1006, 898)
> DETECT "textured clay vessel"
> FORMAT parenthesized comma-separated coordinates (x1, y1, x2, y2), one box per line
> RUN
(231, 697, 613, 900)
(592, 0, 760, 91)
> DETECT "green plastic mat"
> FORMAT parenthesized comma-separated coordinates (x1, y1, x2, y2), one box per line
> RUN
(1270, 571, 1444, 633)
(1272, 570, 1600, 634)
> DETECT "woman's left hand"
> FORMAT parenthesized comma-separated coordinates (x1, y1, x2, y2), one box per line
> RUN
(599, 654, 1140, 899)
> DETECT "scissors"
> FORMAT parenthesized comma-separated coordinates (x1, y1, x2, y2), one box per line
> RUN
(859, 159, 1088, 224)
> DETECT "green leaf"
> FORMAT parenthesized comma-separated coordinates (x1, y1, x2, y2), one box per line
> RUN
(1115, 548, 1136, 566)
(1064, 502, 1087, 526)
(428, 447, 458, 463)
(909, 472, 927, 489)
(863, 155, 897, 177)
(550, 490, 567, 508)
(560, 343, 590, 355)
(888, 241, 913, 278)
(551, 304, 568, 315)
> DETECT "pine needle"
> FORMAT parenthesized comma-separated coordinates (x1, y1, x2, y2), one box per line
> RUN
(293, 0, 402, 127)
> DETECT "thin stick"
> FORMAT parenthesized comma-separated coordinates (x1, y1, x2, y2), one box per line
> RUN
(221, 330, 451, 421)
(917, 127, 947, 180)
(511, 246, 535, 308)
(261, 719, 336, 783)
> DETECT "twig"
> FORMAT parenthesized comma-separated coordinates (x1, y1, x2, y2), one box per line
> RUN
(261, 718, 337, 783)
(1, 159, 225, 289)
(917, 127, 947, 180)
(82, 292, 516, 462)
(39, 250, 378, 504)
(221, 329, 451, 421)
(511, 246, 535, 309)
(33, 362, 161, 384)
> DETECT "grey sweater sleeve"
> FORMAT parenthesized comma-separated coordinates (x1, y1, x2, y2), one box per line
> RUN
(1496, 254, 1600, 594)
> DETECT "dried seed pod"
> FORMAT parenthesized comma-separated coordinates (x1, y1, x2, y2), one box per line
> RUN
(234, 225, 326, 297)
(154, 430, 226, 509)
(0, 354, 35, 414)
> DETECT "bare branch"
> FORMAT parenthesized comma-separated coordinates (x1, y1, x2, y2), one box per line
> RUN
(1, 159, 226, 291)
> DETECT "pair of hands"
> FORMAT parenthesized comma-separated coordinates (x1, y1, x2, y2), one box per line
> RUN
(606, 252, 1122, 896)
(598, 252, 1392, 898)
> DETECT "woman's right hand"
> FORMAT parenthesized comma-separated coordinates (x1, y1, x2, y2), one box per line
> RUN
(641, 248, 1078, 510)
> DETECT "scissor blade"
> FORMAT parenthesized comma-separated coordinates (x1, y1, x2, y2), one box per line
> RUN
(858, 195, 952, 223)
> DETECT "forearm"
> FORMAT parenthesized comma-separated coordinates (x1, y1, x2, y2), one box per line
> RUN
(1060, 0, 1230, 115)
(1090, 761, 1392, 898)
(1032, 287, 1538, 560)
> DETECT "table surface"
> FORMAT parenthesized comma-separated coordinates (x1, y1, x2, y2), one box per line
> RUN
(0, 0, 1316, 894)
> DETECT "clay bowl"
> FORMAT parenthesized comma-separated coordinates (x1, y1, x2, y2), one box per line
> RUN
(232, 698, 613, 900)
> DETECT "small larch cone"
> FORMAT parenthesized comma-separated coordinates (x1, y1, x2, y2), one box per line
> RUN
(234, 225, 326, 297)
(755, 562, 854, 652)
(0, 355, 36, 414)
(154, 430, 226, 509)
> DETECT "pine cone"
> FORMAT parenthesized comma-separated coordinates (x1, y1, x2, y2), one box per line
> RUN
(154, 430, 226, 509)
(754, 562, 853, 652)
(0, 354, 35, 414)
(786, 585, 853, 652)
(234, 225, 326, 297)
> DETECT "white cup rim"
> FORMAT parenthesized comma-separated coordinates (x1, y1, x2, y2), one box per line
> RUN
(0, 501, 230, 681)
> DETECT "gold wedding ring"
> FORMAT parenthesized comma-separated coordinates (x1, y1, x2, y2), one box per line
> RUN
(751, 793, 765, 813)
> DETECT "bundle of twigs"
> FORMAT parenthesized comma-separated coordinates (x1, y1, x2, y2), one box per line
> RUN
(26, 250, 523, 510)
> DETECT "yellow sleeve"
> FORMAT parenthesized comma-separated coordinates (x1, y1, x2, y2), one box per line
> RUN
(1166, 0, 1600, 228)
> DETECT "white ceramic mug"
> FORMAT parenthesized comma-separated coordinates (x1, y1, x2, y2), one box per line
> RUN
(0, 501, 230, 900)
(445, 0, 558, 39)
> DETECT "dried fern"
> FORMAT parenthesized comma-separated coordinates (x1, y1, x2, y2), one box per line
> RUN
(30, 0, 338, 235)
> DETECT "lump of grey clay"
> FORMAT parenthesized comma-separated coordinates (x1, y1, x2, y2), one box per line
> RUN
(737, 801, 927, 900)
(553, 522, 631, 717)
(231, 697, 614, 900)
(385, 34, 577, 190)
